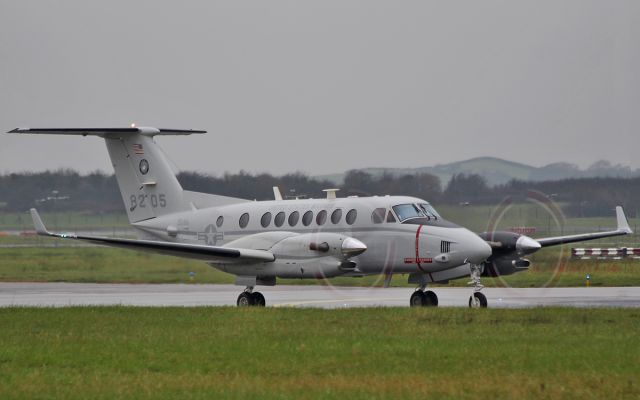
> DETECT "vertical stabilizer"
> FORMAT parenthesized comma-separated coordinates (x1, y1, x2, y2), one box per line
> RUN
(105, 134, 188, 222)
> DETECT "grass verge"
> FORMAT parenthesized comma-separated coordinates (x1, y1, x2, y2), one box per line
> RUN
(1, 246, 639, 287)
(0, 307, 638, 399)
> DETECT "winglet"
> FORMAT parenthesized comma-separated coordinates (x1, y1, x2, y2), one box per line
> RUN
(30, 208, 51, 236)
(616, 206, 633, 234)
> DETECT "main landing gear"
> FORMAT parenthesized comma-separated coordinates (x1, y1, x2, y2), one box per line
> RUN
(468, 264, 488, 308)
(409, 285, 439, 307)
(236, 287, 266, 307)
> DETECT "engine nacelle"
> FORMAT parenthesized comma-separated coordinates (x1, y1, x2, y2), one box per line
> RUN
(482, 256, 530, 277)
(270, 232, 366, 261)
(217, 231, 366, 280)
(268, 232, 366, 279)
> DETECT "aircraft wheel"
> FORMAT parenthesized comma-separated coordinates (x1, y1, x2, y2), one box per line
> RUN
(410, 291, 426, 307)
(423, 290, 438, 307)
(237, 292, 254, 307)
(251, 292, 266, 307)
(468, 292, 488, 308)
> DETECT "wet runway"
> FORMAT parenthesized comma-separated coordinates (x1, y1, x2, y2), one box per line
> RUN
(1, 283, 639, 308)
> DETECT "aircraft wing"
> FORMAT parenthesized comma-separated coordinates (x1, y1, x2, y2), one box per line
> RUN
(29, 209, 274, 264)
(536, 206, 633, 247)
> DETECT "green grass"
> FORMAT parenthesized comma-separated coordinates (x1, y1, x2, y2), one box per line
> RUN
(0, 247, 234, 284)
(1, 245, 639, 287)
(0, 307, 638, 399)
(437, 203, 640, 234)
(3, 205, 638, 235)
(1, 208, 638, 287)
(0, 212, 129, 231)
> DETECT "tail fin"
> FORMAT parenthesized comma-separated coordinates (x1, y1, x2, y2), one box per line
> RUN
(9, 127, 204, 223)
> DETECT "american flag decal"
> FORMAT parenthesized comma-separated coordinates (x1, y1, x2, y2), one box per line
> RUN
(132, 144, 144, 155)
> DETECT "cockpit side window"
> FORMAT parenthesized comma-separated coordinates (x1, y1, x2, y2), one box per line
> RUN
(419, 203, 441, 220)
(371, 208, 386, 224)
(386, 211, 396, 223)
(392, 204, 425, 221)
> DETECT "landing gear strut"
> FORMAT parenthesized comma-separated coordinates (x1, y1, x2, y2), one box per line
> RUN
(409, 284, 438, 307)
(468, 264, 488, 308)
(237, 287, 266, 307)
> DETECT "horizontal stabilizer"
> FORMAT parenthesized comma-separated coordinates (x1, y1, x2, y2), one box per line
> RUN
(8, 127, 205, 137)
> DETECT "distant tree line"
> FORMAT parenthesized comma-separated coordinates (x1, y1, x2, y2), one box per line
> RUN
(0, 169, 638, 217)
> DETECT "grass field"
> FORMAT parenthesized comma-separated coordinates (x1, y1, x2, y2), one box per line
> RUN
(0, 211, 129, 231)
(2, 205, 638, 234)
(0, 207, 638, 287)
(0, 307, 637, 399)
(1, 245, 639, 288)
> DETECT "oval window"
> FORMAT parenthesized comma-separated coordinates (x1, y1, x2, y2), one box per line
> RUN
(216, 215, 224, 227)
(302, 211, 314, 226)
(346, 209, 357, 225)
(288, 211, 300, 227)
(261, 212, 272, 228)
(331, 209, 342, 224)
(371, 208, 386, 224)
(316, 210, 327, 225)
(239, 213, 250, 228)
(274, 212, 285, 227)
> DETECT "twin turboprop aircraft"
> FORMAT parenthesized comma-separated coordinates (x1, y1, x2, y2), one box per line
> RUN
(11, 127, 633, 307)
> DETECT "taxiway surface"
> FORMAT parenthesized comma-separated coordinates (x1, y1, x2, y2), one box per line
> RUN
(0, 283, 639, 308)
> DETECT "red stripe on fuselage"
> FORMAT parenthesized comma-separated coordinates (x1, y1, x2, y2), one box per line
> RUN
(415, 225, 425, 272)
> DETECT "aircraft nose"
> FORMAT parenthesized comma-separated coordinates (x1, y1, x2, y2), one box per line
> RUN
(467, 232, 493, 264)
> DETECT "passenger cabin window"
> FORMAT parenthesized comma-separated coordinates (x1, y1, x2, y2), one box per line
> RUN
(386, 211, 397, 223)
(239, 213, 250, 228)
(288, 211, 300, 227)
(392, 204, 425, 222)
(302, 211, 313, 226)
(371, 208, 386, 224)
(419, 203, 441, 220)
(274, 212, 285, 227)
(346, 209, 357, 225)
(316, 210, 327, 225)
(216, 216, 224, 227)
(331, 209, 342, 224)
(261, 212, 272, 228)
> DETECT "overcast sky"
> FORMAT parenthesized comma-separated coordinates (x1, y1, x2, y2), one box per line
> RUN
(1, 1, 639, 176)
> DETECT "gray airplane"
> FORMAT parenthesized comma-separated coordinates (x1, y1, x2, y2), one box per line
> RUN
(10, 127, 633, 307)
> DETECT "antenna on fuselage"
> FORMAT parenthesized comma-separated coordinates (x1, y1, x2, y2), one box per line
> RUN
(322, 188, 340, 200)
(273, 187, 283, 201)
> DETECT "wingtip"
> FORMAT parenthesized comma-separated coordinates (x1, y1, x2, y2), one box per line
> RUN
(615, 206, 633, 234)
(30, 208, 50, 236)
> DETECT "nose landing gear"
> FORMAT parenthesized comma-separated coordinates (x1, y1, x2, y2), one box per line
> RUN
(468, 264, 488, 308)
(237, 287, 266, 307)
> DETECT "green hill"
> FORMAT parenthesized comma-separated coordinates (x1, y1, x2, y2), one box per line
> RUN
(316, 157, 640, 186)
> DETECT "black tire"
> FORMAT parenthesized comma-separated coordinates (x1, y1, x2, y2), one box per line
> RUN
(251, 292, 266, 307)
(237, 292, 254, 307)
(423, 290, 438, 307)
(410, 291, 425, 307)
(468, 292, 488, 308)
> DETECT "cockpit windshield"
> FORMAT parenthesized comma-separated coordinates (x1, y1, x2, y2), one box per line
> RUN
(392, 204, 425, 221)
(419, 203, 441, 220)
